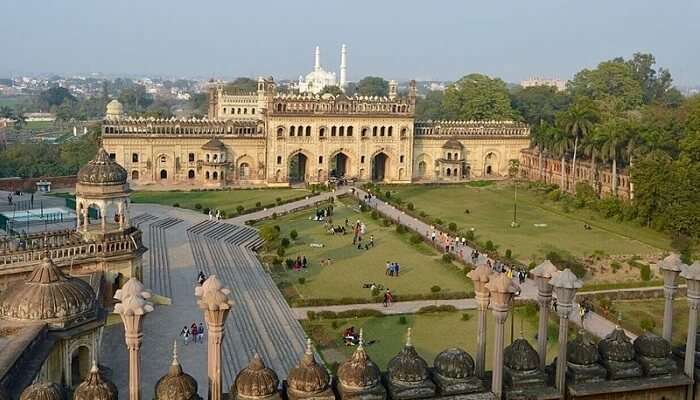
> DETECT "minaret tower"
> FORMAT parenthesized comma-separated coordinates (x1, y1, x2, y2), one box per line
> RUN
(314, 46, 321, 72)
(340, 44, 347, 88)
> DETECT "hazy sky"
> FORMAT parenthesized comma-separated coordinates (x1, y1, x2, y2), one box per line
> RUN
(3, 0, 699, 85)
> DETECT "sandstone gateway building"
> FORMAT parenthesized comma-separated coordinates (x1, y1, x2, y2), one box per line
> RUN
(102, 78, 529, 187)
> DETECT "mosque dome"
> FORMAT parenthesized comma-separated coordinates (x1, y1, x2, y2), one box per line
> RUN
(77, 148, 128, 186)
(598, 327, 635, 362)
(233, 354, 279, 399)
(0, 255, 96, 329)
(633, 332, 671, 358)
(433, 348, 475, 379)
(337, 332, 381, 390)
(74, 363, 118, 400)
(504, 338, 540, 371)
(567, 331, 600, 365)
(105, 100, 124, 119)
(387, 329, 429, 383)
(19, 382, 64, 400)
(155, 343, 199, 400)
(201, 138, 226, 151)
(287, 340, 330, 394)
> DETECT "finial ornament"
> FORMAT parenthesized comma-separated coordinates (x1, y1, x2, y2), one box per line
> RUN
(358, 328, 365, 350)
(91, 357, 98, 373)
(172, 340, 179, 365)
(406, 327, 413, 347)
(305, 338, 313, 355)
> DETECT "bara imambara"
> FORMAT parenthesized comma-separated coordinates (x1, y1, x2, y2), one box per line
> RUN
(101, 72, 530, 189)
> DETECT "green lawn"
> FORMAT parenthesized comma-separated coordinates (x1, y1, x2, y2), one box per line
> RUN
(382, 183, 669, 263)
(130, 188, 310, 216)
(304, 309, 559, 370)
(612, 298, 689, 345)
(258, 198, 472, 303)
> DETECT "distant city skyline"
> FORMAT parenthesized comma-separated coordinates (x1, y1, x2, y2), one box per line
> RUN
(2, 0, 699, 86)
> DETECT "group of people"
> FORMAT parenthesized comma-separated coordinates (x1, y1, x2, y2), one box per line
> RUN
(181, 322, 205, 345)
(208, 209, 223, 220)
(291, 255, 308, 271)
(385, 261, 401, 277)
(583, 223, 593, 230)
(429, 228, 470, 255)
(313, 207, 333, 221)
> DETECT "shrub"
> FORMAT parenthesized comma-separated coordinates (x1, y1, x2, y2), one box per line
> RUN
(430, 285, 441, 293)
(194, 203, 202, 210)
(465, 230, 475, 241)
(272, 257, 282, 267)
(271, 212, 277, 220)
(640, 264, 652, 281)
(260, 225, 280, 242)
(485, 240, 495, 251)
(396, 224, 406, 234)
(640, 318, 656, 331)
(417, 305, 457, 314)
(290, 230, 299, 240)
(385, 191, 391, 198)
(370, 210, 379, 220)
(611, 261, 622, 273)
(371, 287, 380, 297)
(407, 202, 414, 211)
(505, 249, 512, 259)
(276, 247, 285, 257)
(298, 277, 306, 285)
(434, 218, 443, 226)
(448, 222, 457, 232)
(461, 313, 471, 321)
(203, 207, 210, 215)
(547, 189, 561, 202)
(172, 203, 180, 207)
(382, 219, 391, 227)
(281, 238, 290, 248)
(398, 316, 408, 325)
(276, 197, 282, 204)
(442, 253, 455, 263)
(307, 311, 317, 320)
(410, 233, 423, 245)
(331, 320, 339, 329)
(285, 258, 295, 269)
(419, 211, 427, 217)
(359, 203, 370, 212)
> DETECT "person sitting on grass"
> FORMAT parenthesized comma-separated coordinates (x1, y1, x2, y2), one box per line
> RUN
(343, 326, 359, 346)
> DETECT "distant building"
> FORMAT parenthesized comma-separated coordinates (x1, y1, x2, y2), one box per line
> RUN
(520, 77, 567, 92)
(298, 45, 347, 94)
(24, 112, 56, 122)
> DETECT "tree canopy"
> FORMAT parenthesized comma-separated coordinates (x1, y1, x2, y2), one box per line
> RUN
(355, 77, 389, 97)
(38, 87, 76, 110)
(224, 77, 258, 93)
(320, 86, 344, 96)
(415, 90, 450, 121)
(510, 85, 571, 126)
(443, 74, 515, 120)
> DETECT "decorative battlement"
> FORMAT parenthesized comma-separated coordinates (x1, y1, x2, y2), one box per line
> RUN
(270, 93, 414, 116)
(103, 117, 263, 137)
(415, 120, 529, 137)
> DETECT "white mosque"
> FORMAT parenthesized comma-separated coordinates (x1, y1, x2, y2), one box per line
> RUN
(297, 44, 348, 94)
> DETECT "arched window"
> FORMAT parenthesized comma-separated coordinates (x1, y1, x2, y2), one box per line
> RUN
(380, 127, 385, 136)
(290, 126, 296, 136)
(339, 126, 345, 136)
(276, 156, 282, 164)
(361, 156, 365, 164)
(244, 108, 248, 114)
(131, 170, 139, 180)
(277, 127, 284, 137)
(188, 170, 195, 179)
(401, 128, 407, 137)
(318, 156, 323, 164)
(205, 171, 210, 180)
(372, 127, 378, 136)
(277, 103, 283, 111)
(306, 126, 311, 136)
(213, 171, 218, 180)
(298, 125, 304, 135)
(240, 163, 250, 178)
(361, 128, 368, 137)
(446, 168, 451, 176)
(331, 126, 337, 136)
(388, 127, 393, 136)
(347, 126, 353, 136)
(447, 153, 452, 160)
(160, 170, 168, 179)
(319, 127, 325, 137)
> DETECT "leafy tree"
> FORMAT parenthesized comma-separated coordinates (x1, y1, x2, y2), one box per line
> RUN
(556, 99, 599, 189)
(189, 92, 208, 117)
(225, 77, 258, 93)
(118, 85, 153, 112)
(0, 106, 14, 118)
(320, 85, 344, 96)
(626, 52, 679, 106)
(356, 77, 389, 97)
(443, 74, 515, 120)
(550, 127, 573, 189)
(38, 87, 76, 109)
(568, 60, 643, 112)
(510, 85, 570, 126)
(529, 123, 556, 180)
(259, 225, 280, 242)
(415, 90, 449, 120)
(596, 117, 630, 196)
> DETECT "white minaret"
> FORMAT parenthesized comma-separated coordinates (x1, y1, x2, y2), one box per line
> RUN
(314, 46, 321, 72)
(340, 44, 347, 88)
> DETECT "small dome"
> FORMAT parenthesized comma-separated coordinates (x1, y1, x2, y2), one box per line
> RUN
(387, 329, 429, 383)
(442, 139, 463, 150)
(598, 327, 635, 362)
(19, 383, 64, 400)
(234, 354, 279, 398)
(287, 339, 330, 394)
(155, 342, 199, 400)
(337, 331, 381, 390)
(77, 148, 128, 186)
(568, 331, 600, 365)
(105, 100, 124, 119)
(504, 338, 539, 371)
(633, 332, 671, 358)
(74, 363, 118, 400)
(433, 348, 475, 379)
(0, 255, 96, 329)
(201, 138, 226, 150)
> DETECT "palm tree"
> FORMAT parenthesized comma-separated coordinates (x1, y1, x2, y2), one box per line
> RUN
(597, 119, 629, 196)
(558, 100, 598, 190)
(581, 132, 603, 192)
(530, 122, 550, 180)
(551, 128, 573, 190)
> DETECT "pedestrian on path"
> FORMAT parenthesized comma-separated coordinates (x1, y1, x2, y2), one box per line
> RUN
(197, 323, 205, 343)
(181, 326, 190, 345)
(383, 289, 393, 307)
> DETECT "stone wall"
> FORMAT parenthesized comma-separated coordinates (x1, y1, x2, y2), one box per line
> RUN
(0, 176, 77, 192)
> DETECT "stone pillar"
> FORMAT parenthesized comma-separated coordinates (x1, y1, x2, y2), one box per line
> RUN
(551, 268, 582, 395)
(467, 265, 491, 378)
(118, 202, 124, 230)
(531, 260, 558, 370)
(485, 273, 519, 399)
(114, 278, 153, 400)
(83, 208, 88, 232)
(101, 205, 106, 231)
(681, 261, 700, 398)
(196, 275, 233, 400)
(659, 254, 684, 342)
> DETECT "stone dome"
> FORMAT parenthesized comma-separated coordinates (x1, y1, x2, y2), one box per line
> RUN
(74, 363, 118, 400)
(442, 139, 463, 150)
(0, 255, 96, 329)
(633, 332, 671, 358)
(598, 327, 635, 362)
(105, 100, 124, 119)
(337, 331, 381, 390)
(234, 354, 279, 399)
(568, 331, 600, 365)
(433, 347, 475, 379)
(202, 138, 226, 150)
(387, 329, 429, 383)
(287, 339, 330, 394)
(19, 382, 64, 400)
(77, 148, 128, 186)
(155, 343, 199, 400)
(504, 338, 540, 371)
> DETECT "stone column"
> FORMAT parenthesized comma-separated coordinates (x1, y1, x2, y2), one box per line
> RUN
(114, 278, 153, 400)
(485, 272, 519, 399)
(118, 202, 124, 230)
(659, 254, 684, 342)
(101, 205, 106, 231)
(196, 275, 233, 400)
(467, 265, 491, 378)
(682, 261, 700, 398)
(531, 260, 558, 370)
(551, 268, 582, 395)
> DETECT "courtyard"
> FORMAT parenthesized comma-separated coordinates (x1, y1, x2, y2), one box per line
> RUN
(381, 182, 669, 263)
(257, 197, 473, 305)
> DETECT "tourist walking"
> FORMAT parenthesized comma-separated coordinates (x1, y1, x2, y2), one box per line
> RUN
(197, 323, 205, 343)
(383, 289, 393, 307)
(181, 326, 190, 345)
